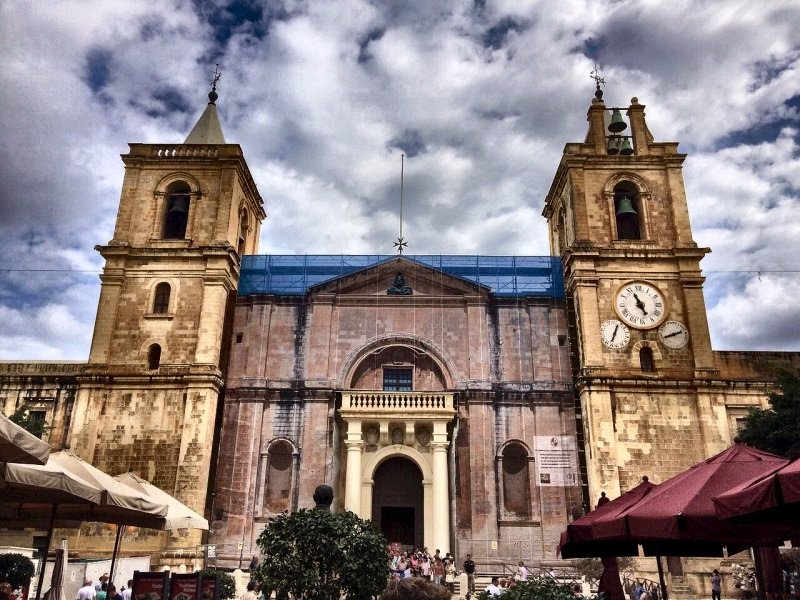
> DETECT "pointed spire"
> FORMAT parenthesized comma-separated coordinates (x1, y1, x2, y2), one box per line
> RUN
(184, 65, 226, 144)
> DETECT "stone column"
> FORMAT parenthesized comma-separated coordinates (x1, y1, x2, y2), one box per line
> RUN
(344, 420, 363, 516)
(431, 439, 450, 554)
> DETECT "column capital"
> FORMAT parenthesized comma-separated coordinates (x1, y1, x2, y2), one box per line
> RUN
(345, 440, 364, 451)
(431, 441, 449, 452)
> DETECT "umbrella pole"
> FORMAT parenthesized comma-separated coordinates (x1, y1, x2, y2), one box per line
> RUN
(34, 504, 57, 600)
(109, 525, 123, 586)
(655, 555, 668, 600)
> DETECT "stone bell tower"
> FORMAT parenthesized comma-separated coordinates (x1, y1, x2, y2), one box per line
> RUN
(69, 81, 265, 557)
(542, 85, 723, 503)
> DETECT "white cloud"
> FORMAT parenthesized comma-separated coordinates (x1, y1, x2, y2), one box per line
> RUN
(0, 0, 798, 358)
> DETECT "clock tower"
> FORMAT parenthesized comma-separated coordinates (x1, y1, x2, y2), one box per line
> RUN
(543, 88, 723, 502)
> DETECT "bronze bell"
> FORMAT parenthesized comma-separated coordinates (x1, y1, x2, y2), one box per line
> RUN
(616, 196, 637, 216)
(167, 195, 189, 215)
(608, 108, 627, 133)
(607, 137, 620, 155)
(619, 137, 634, 156)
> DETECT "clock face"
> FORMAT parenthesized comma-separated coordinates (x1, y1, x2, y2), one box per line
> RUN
(658, 320, 689, 349)
(600, 319, 630, 349)
(614, 281, 667, 329)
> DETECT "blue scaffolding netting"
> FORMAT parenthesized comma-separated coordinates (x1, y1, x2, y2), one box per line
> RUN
(239, 255, 564, 298)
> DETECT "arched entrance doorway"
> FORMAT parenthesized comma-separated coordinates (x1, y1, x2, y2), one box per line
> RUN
(372, 457, 423, 549)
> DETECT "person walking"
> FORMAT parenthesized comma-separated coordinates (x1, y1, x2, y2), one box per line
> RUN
(711, 570, 721, 600)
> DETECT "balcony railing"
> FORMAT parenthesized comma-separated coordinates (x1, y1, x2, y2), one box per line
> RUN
(341, 391, 455, 415)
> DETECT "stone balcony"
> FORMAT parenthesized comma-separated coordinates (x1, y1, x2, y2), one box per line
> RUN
(339, 391, 455, 420)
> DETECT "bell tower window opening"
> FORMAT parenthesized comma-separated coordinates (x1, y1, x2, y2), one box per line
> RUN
(383, 368, 412, 391)
(613, 182, 641, 240)
(153, 283, 171, 314)
(163, 181, 191, 239)
(147, 344, 162, 370)
(238, 209, 249, 256)
(639, 347, 654, 372)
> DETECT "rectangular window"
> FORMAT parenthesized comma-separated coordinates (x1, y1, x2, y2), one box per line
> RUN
(383, 368, 412, 391)
(28, 411, 47, 439)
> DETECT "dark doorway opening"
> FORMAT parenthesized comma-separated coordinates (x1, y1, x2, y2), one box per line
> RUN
(372, 456, 424, 549)
(381, 507, 415, 547)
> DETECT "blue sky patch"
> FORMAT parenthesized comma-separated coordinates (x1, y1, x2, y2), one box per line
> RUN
(388, 130, 427, 157)
(483, 17, 523, 50)
(84, 47, 113, 93)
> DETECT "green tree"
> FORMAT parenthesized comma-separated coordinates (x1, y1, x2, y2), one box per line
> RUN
(199, 568, 236, 600)
(254, 509, 389, 600)
(0, 553, 36, 589)
(476, 576, 602, 600)
(574, 556, 636, 583)
(737, 370, 800, 458)
(9, 406, 48, 439)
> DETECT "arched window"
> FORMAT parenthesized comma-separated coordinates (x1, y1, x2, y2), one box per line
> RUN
(152, 283, 170, 314)
(147, 344, 161, 369)
(613, 182, 641, 240)
(502, 443, 531, 518)
(556, 210, 567, 255)
(237, 209, 249, 256)
(163, 181, 191, 239)
(265, 441, 292, 512)
(640, 347, 654, 372)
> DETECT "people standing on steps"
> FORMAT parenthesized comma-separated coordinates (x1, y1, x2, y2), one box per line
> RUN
(463, 554, 476, 593)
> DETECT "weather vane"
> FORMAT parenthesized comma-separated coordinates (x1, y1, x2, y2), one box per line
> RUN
(590, 62, 605, 100)
(211, 64, 222, 91)
(393, 154, 409, 255)
(207, 64, 222, 104)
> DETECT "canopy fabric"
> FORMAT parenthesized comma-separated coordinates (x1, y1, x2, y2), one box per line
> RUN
(1, 450, 168, 528)
(713, 457, 800, 522)
(620, 444, 792, 548)
(114, 472, 208, 530)
(0, 413, 51, 465)
(558, 478, 655, 558)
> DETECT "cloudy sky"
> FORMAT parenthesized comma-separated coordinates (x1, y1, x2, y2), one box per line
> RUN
(1, 0, 798, 360)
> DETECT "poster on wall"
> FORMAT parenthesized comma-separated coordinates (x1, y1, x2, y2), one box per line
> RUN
(169, 573, 202, 600)
(132, 571, 170, 600)
(534, 436, 578, 485)
(201, 575, 218, 600)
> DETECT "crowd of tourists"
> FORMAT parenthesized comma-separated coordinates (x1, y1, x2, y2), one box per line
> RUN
(389, 548, 458, 590)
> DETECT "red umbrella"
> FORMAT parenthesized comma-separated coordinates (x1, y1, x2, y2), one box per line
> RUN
(609, 444, 792, 550)
(558, 478, 655, 559)
(713, 456, 800, 523)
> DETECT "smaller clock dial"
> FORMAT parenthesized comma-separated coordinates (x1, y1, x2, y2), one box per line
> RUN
(614, 282, 667, 329)
(600, 319, 630, 349)
(658, 320, 690, 349)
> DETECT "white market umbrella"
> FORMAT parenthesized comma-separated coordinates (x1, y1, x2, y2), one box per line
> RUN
(0, 413, 51, 465)
(1, 451, 168, 600)
(105, 472, 208, 584)
(114, 472, 208, 530)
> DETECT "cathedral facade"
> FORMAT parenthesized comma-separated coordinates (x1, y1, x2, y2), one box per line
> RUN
(1, 88, 798, 572)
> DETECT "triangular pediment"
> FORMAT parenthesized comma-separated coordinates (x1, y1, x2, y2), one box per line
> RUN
(309, 257, 490, 297)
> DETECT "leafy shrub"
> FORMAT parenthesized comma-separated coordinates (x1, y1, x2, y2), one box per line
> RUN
(0, 553, 35, 589)
(199, 568, 236, 600)
(255, 509, 389, 600)
(476, 576, 602, 600)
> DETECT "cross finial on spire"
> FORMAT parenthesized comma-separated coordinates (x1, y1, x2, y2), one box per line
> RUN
(393, 153, 409, 255)
(208, 64, 221, 105)
(590, 62, 605, 101)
